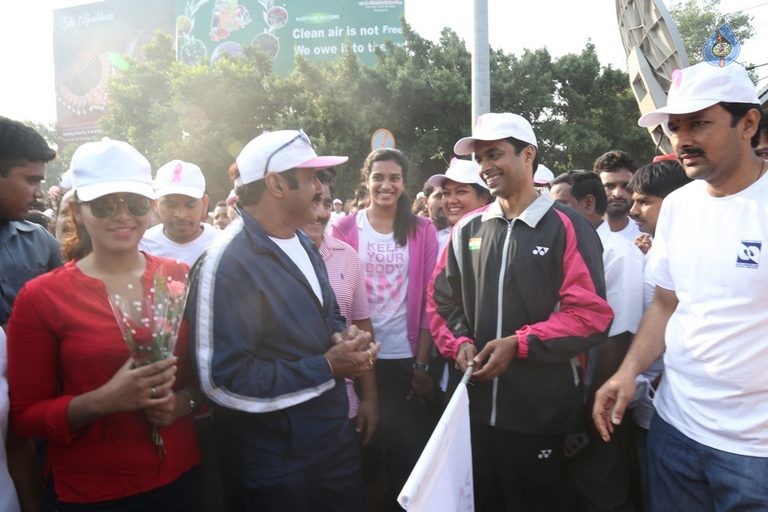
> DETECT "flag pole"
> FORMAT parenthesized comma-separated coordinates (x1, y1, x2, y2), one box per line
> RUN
(460, 365, 473, 386)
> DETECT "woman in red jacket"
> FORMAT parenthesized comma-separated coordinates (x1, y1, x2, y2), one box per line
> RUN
(7, 139, 200, 511)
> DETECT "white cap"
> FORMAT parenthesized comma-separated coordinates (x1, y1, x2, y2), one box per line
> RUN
(70, 138, 154, 201)
(638, 62, 759, 127)
(154, 160, 206, 198)
(533, 164, 555, 185)
(59, 169, 74, 189)
(226, 189, 238, 206)
(333, 198, 342, 204)
(454, 113, 537, 155)
(235, 130, 348, 186)
(427, 158, 488, 189)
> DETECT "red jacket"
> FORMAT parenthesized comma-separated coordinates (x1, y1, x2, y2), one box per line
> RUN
(8, 255, 199, 504)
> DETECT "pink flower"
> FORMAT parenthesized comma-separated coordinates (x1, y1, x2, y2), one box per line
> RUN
(167, 280, 186, 299)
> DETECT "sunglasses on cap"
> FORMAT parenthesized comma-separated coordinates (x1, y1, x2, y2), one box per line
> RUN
(263, 129, 312, 178)
(80, 193, 152, 218)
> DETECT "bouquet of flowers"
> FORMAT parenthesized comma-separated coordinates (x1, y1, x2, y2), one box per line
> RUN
(108, 261, 189, 456)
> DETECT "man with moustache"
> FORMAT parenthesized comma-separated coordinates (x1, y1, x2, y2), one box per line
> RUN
(140, 160, 220, 266)
(593, 150, 642, 242)
(301, 170, 378, 445)
(429, 113, 612, 510)
(188, 130, 379, 511)
(593, 62, 768, 510)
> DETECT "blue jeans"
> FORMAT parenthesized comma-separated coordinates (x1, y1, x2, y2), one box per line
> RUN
(647, 413, 768, 511)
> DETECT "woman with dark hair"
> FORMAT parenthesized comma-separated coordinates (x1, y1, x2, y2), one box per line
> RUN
(7, 139, 200, 511)
(332, 148, 438, 510)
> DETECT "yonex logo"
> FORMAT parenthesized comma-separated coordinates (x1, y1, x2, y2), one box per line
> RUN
(736, 240, 761, 269)
(532, 246, 549, 256)
(538, 449, 553, 459)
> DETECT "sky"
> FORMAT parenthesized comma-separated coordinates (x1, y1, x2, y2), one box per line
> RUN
(0, 0, 765, 125)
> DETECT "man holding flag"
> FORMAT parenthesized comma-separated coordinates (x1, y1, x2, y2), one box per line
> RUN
(428, 113, 612, 510)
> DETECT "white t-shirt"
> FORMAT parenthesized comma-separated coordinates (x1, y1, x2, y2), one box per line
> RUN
(269, 235, 323, 305)
(632, 245, 664, 429)
(0, 328, 22, 512)
(437, 226, 451, 253)
(358, 210, 410, 359)
(596, 222, 644, 337)
(612, 217, 642, 244)
(650, 175, 768, 456)
(140, 223, 221, 267)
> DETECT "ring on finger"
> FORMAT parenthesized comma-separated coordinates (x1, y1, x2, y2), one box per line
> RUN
(150, 386, 157, 399)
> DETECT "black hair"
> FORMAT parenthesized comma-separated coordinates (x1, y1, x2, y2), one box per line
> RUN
(229, 162, 299, 206)
(627, 160, 692, 198)
(316, 168, 336, 196)
(720, 102, 763, 148)
(0, 116, 56, 176)
(761, 108, 768, 138)
(551, 169, 608, 216)
(360, 148, 416, 247)
(505, 137, 540, 176)
(215, 200, 227, 208)
(593, 150, 636, 174)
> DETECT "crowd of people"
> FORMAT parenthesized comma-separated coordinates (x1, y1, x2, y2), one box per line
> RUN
(0, 60, 767, 512)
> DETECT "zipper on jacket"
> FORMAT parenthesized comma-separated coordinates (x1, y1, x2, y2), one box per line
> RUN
(490, 220, 514, 427)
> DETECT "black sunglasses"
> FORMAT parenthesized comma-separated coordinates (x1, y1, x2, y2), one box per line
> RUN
(81, 193, 152, 218)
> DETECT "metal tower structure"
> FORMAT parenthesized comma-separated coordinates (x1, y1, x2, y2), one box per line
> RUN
(616, 0, 689, 153)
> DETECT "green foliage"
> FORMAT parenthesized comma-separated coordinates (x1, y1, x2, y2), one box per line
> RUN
(100, 23, 655, 203)
(670, 0, 754, 64)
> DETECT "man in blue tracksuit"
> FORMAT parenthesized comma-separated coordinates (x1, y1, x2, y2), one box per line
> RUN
(187, 130, 380, 511)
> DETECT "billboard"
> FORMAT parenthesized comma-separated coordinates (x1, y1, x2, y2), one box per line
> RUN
(52, 1, 405, 142)
(176, 0, 405, 72)
(53, 0, 175, 144)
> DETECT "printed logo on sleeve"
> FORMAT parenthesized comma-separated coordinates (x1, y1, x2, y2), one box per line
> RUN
(468, 237, 482, 251)
(736, 240, 761, 269)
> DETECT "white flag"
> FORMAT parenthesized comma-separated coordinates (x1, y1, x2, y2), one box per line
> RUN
(398, 370, 474, 511)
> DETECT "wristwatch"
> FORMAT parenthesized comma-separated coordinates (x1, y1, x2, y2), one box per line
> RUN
(412, 361, 430, 372)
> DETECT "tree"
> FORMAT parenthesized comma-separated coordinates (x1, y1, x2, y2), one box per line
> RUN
(670, 0, 754, 64)
(100, 22, 655, 203)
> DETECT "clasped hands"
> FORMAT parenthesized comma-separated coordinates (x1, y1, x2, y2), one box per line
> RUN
(326, 325, 381, 379)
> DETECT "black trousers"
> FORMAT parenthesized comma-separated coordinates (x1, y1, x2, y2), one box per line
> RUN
(57, 467, 201, 512)
(222, 423, 364, 512)
(471, 421, 565, 512)
(366, 358, 440, 511)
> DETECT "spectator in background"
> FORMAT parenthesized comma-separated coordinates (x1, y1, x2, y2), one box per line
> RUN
(55, 189, 76, 246)
(533, 163, 555, 191)
(427, 157, 491, 252)
(420, 181, 450, 248)
(329, 197, 345, 224)
(623, 158, 690, 508)
(593, 150, 642, 242)
(140, 160, 220, 267)
(0, 116, 61, 325)
(212, 200, 231, 230)
(302, 170, 379, 446)
(333, 148, 439, 511)
(550, 169, 644, 511)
